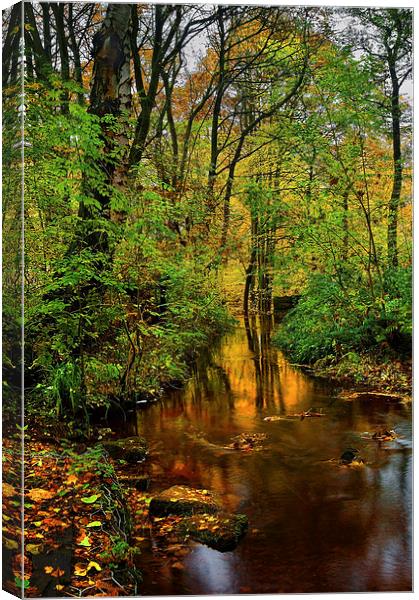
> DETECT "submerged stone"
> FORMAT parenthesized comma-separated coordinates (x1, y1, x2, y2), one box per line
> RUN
(225, 432, 267, 451)
(102, 437, 148, 463)
(180, 513, 248, 552)
(149, 485, 220, 517)
(340, 448, 359, 464)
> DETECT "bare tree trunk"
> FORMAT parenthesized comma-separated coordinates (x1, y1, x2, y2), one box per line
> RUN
(40, 3, 52, 62)
(24, 3, 51, 79)
(129, 5, 164, 165)
(75, 2, 132, 251)
(67, 4, 85, 104)
(207, 7, 227, 211)
(51, 4, 69, 80)
(3, 4, 21, 85)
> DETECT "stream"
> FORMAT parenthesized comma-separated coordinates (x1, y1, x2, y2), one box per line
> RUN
(118, 319, 412, 594)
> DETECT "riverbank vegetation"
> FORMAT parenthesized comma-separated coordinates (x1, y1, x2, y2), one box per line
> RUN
(2, 3, 412, 596)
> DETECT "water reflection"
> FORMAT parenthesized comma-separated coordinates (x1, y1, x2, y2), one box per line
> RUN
(128, 321, 412, 594)
(244, 314, 285, 412)
(185, 545, 239, 594)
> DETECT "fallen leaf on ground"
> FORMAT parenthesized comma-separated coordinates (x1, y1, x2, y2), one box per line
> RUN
(80, 494, 100, 504)
(77, 536, 91, 547)
(27, 488, 54, 502)
(74, 563, 88, 577)
(3, 482, 17, 497)
(4, 538, 18, 550)
(26, 544, 42, 555)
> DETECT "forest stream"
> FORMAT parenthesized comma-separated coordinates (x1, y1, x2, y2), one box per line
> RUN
(115, 319, 412, 594)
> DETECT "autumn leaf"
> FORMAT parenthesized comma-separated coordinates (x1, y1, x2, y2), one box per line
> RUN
(3, 482, 17, 497)
(78, 536, 91, 547)
(56, 584, 64, 591)
(86, 521, 102, 528)
(44, 567, 65, 578)
(26, 544, 42, 555)
(4, 538, 18, 550)
(80, 494, 100, 504)
(74, 563, 88, 577)
(43, 517, 68, 529)
(27, 488, 54, 502)
(87, 561, 101, 572)
(65, 474, 78, 485)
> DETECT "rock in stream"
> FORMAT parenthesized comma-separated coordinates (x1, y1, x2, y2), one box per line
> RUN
(149, 485, 221, 517)
(102, 436, 148, 463)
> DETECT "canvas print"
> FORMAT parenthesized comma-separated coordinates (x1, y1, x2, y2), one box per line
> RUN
(2, 2, 412, 597)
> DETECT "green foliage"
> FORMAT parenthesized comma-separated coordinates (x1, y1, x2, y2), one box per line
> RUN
(273, 268, 411, 364)
(382, 267, 412, 337)
(23, 81, 233, 418)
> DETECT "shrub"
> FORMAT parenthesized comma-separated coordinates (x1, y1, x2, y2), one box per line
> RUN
(273, 268, 412, 364)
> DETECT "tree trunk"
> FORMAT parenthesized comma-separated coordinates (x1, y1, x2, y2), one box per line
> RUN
(129, 5, 163, 166)
(40, 3, 52, 62)
(244, 215, 258, 316)
(207, 7, 226, 211)
(67, 4, 85, 104)
(341, 187, 349, 262)
(387, 62, 402, 268)
(3, 4, 21, 86)
(70, 3, 132, 255)
(24, 3, 51, 79)
(87, 3, 132, 224)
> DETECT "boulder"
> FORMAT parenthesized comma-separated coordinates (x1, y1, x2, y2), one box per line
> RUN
(149, 486, 220, 517)
(180, 513, 248, 552)
(101, 437, 148, 463)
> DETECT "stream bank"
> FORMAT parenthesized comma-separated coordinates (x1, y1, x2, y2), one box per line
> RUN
(3, 431, 141, 597)
(300, 351, 412, 396)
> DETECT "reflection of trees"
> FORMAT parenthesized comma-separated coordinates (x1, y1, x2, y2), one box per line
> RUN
(188, 355, 235, 412)
(244, 314, 285, 412)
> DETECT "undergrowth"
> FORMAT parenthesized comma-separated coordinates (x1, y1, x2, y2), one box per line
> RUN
(273, 269, 411, 390)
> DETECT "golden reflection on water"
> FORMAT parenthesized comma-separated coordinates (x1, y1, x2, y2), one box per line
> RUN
(172, 318, 318, 428)
(134, 318, 412, 594)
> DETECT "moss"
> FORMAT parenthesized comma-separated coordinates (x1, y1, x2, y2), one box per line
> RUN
(180, 513, 248, 552)
(101, 437, 148, 463)
(149, 485, 220, 517)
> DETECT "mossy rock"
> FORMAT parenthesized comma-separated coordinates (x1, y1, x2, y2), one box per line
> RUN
(180, 513, 248, 552)
(101, 437, 148, 463)
(118, 474, 150, 491)
(149, 485, 220, 517)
